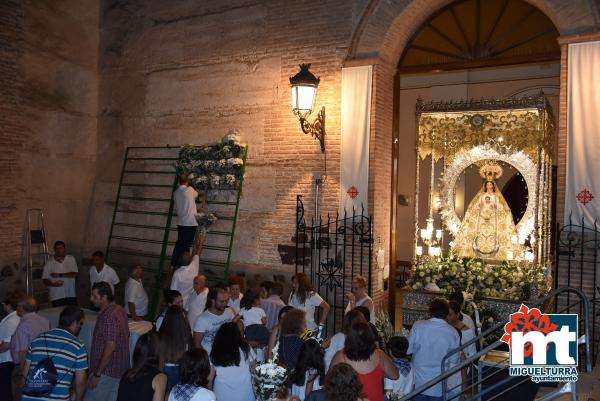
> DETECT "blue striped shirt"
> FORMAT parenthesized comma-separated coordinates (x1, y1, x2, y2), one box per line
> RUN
(23, 328, 88, 401)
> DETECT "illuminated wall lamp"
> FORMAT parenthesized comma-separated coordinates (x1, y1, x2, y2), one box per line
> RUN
(289, 64, 325, 152)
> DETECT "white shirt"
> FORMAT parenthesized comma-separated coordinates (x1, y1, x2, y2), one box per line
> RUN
(42, 255, 79, 301)
(174, 185, 199, 227)
(170, 255, 200, 306)
(288, 291, 324, 332)
(239, 306, 266, 327)
(384, 361, 415, 396)
(227, 293, 243, 314)
(125, 277, 149, 316)
(408, 318, 460, 397)
(461, 312, 475, 330)
(89, 264, 120, 293)
(344, 294, 376, 324)
(212, 348, 255, 401)
(186, 287, 209, 329)
(0, 311, 20, 363)
(168, 386, 215, 401)
(324, 332, 345, 371)
(193, 309, 235, 354)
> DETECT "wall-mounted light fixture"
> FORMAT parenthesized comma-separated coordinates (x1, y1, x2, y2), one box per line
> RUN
(290, 64, 325, 152)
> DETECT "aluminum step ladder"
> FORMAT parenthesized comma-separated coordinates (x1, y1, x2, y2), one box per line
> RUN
(23, 209, 50, 296)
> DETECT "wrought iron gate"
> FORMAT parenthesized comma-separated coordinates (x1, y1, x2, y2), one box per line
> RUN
(555, 216, 600, 365)
(295, 195, 373, 335)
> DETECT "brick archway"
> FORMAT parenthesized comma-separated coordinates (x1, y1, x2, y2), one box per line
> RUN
(349, 0, 600, 322)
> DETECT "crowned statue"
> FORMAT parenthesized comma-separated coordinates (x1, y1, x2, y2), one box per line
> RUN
(452, 161, 521, 260)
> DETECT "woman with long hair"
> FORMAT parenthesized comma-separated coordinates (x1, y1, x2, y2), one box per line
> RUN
(330, 322, 398, 401)
(168, 348, 215, 401)
(288, 273, 330, 335)
(210, 322, 254, 401)
(117, 332, 166, 401)
(266, 305, 294, 361)
(325, 363, 367, 401)
(158, 305, 193, 393)
(279, 308, 308, 370)
(323, 309, 366, 371)
(155, 289, 183, 331)
(290, 338, 325, 400)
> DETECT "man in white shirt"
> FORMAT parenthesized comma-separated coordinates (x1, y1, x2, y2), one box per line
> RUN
(193, 287, 235, 354)
(0, 291, 21, 401)
(89, 251, 120, 294)
(42, 241, 79, 307)
(124, 265, 148, 321)
(186, 274, 209, 328)
(171, 173, 199, 269)
(408, 298, 460, 401)
(170, 240, 203, 306)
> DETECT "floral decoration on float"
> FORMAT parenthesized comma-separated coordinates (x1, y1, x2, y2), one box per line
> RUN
(251, 342, 288, 401)
(407, 252, 551, 301)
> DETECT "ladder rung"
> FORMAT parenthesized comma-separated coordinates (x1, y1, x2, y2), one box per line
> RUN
(215, 215, 234, 221)
(117, 209, 169, 216)
(111, 235, 166, 245)
(202, 245, 229, 252)
(114, 222, 177, 231)
(198, 258, 227, 267)
(109, 248, 162, 259)
(124, 170, 175, 174)
(126, 157, 178, 161)
(121, 183, 174, 188)
(120, 196, 171, 202)
(205, 200, 237, 206)
(206, 231, 233, 237)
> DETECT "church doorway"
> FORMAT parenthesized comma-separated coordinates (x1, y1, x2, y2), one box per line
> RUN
(389, 0, 560, 324)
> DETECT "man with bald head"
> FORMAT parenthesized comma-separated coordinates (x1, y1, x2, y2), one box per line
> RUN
(186, 274, 208, 328)
(10, 296, 49, 400)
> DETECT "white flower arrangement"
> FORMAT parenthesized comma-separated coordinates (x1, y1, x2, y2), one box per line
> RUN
(408, 254, 550, 301)
(227, 157, 244, 168)
(385, 390, 405, 401)
(251, 342, 287, 401)
(195, 211, 217, 232)
(224, 174, 236, 186)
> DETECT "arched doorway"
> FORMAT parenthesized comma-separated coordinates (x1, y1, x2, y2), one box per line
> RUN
(345, 0, 598, 324)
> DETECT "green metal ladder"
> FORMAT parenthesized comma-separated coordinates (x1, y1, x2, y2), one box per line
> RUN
(105, 145, 248, 317)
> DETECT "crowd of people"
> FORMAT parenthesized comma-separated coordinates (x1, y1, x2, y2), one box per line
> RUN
(0, 235, 475, 401)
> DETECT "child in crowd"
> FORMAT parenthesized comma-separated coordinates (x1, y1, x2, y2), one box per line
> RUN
(239, 289, 269, 346)
(384, 336, 414, 397)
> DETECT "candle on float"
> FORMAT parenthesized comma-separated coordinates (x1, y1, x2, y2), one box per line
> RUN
(421, 228, 430, 240)
(435, 229, 442, 240)
(428, 246, 435, 256)
(416, 246, 423, 256)
(506, 250, 514, 261)
(511, 235, 518, 245)
(525, 252, 534, 263)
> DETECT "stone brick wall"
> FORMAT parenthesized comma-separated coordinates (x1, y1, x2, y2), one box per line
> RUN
(0, 0, 99, 301)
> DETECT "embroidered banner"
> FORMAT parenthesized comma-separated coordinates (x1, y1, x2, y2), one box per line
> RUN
(565, 41, 600, 224)
(340, 66, 372, 215)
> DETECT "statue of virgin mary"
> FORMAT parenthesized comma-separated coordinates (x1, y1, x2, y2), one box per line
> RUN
(452, 161, 520, 260)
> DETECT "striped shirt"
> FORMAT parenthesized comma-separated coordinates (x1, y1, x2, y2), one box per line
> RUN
(23, 328, 88, 401)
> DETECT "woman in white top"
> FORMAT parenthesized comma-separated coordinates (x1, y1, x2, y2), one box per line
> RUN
(227, 274, 244, 314)
(290, 338, 325, 400)
(288, 273, 330, 334)
(125, 265, 149, 321)
(210, 322, 255, 401)
(168, 348, 215, 401)
(344, 275, 375, 324)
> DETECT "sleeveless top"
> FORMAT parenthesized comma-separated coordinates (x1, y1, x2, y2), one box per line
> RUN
(343, 352, 385, 401)
(117, 366, 161, 401)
